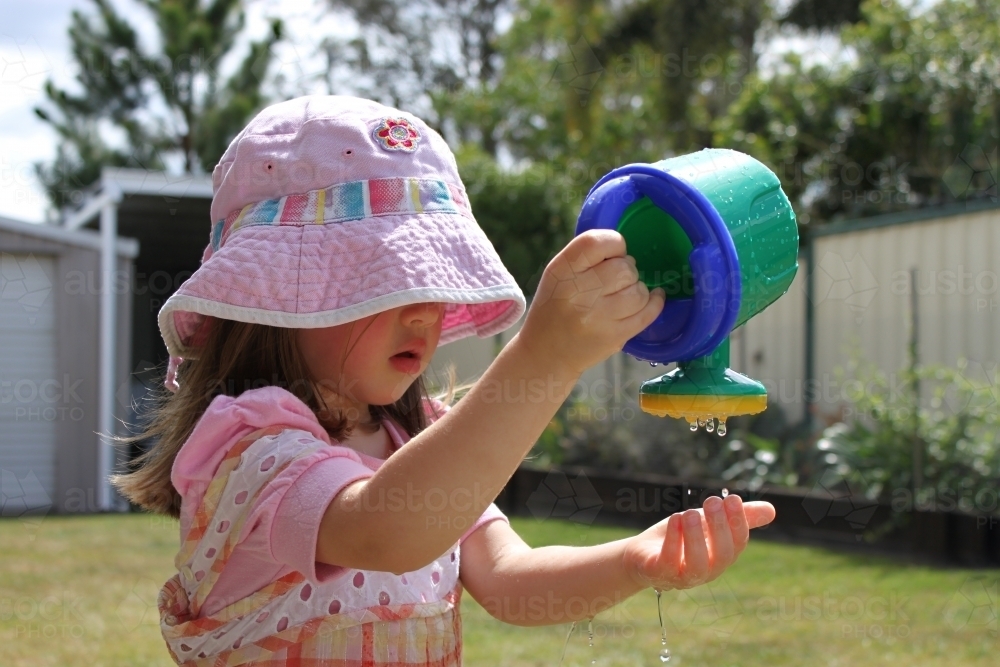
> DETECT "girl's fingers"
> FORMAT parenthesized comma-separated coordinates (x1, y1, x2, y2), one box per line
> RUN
(658, 512, 684, 579)
(725, 494, 750, 555)
(680, 509, 709, 585)
(703, 496, 735, 579)
(743, 500, 777, 529)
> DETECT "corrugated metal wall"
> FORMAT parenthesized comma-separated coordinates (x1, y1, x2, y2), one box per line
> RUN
(734, 264, 808, 424)
(810, 206, 1000, 421)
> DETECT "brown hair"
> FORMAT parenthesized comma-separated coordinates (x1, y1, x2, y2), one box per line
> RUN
(110, 317, 472, 519)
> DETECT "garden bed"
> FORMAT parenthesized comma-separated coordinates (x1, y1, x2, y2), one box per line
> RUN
(498, 464, 1000, 567)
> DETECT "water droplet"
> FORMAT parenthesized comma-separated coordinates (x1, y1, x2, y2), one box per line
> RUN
(587, 617, 596, 665)
(558, 621, 577, 667)
(717, 421, 727, 436)
(655, 588, 672, 663)
(722, 487, 729, 498)
(705, 418, 715, 433)
(650, 361, 658, 367)
(697, 419, 705, 429)
(689, 421, 698, 432)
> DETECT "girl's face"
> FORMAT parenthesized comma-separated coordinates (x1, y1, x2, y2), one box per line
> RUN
(296, 302, 447, 424)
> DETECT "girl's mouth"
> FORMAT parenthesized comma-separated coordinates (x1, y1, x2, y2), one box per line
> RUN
(390, 352, 421, 374)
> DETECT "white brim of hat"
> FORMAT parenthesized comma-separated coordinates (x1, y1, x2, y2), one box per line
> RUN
(158, 211, 526, 359)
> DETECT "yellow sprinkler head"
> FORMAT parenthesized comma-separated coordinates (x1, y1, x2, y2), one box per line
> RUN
(638, 339, 767, 435)
(640, 393, 767, 422)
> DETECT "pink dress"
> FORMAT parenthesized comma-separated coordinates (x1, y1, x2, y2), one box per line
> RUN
(157, 386, 507, 665)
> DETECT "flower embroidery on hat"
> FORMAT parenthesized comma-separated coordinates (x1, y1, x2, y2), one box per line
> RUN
(373, 117, 420, 152)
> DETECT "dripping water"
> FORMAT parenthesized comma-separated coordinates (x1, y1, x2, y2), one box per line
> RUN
(654, 588, 671, 663)
(722, 487, 729, 498)
(705, 418, 715, 433)
(557, 621, 577, 666)
(587, 617, 596, 665)
(717, 420, 727, 436)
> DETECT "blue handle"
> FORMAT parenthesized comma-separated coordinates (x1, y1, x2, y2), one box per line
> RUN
(575, 163, 742, 364)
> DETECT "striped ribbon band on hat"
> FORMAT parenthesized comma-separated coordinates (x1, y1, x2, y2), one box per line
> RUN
(208, 177, 472, 254)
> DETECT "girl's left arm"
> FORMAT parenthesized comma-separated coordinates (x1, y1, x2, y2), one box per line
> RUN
(460, 494, 775, 627)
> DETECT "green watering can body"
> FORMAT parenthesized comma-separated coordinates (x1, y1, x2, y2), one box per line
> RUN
(575, 149, 799, 430)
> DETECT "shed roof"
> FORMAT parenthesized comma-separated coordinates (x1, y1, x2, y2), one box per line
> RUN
(0, 214, 138, 257)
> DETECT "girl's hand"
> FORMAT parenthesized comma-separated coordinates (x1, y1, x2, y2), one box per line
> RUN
(622, 494, 776, 591)
(518, 229, 665, 377)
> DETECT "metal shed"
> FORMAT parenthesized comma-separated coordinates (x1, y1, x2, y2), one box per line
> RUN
(0, 214, 137, 514)
(49, 167, 213, 512)
(737, 199, 1000, 426)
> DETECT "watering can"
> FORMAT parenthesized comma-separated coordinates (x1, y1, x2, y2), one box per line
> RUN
(576, 148, 799, 434)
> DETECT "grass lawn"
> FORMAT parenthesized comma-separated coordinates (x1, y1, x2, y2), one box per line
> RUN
(1, 513, 997, 666)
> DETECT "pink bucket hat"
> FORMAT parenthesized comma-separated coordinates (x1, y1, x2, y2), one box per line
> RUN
(158, 95, 526, 384)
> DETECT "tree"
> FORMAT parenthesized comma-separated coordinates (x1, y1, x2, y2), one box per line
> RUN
(34, 0, 283, 210)
(322, 0, 512, 155)
(780, 0, 863, 29)
(716, 0, 1000, 225)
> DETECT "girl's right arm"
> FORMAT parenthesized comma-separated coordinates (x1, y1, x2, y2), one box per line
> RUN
(317, 229, 666, 574)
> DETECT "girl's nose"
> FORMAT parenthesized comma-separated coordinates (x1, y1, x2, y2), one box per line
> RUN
(401, 302, 444, 327)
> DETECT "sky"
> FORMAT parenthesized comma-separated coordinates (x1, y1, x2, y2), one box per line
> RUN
(0, 0, 350, 223)
(0, 0, 842, 225)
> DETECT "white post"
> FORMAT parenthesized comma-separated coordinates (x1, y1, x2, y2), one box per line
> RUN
(98, 199, 118, 511)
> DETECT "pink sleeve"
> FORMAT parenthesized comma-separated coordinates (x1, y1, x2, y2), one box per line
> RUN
(460, 503, 509, 543)
(268, 399, 507, 582)
(269, 451, 375, 585)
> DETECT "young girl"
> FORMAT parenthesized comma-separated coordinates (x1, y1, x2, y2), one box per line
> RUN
(111, 95, 775, 666)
